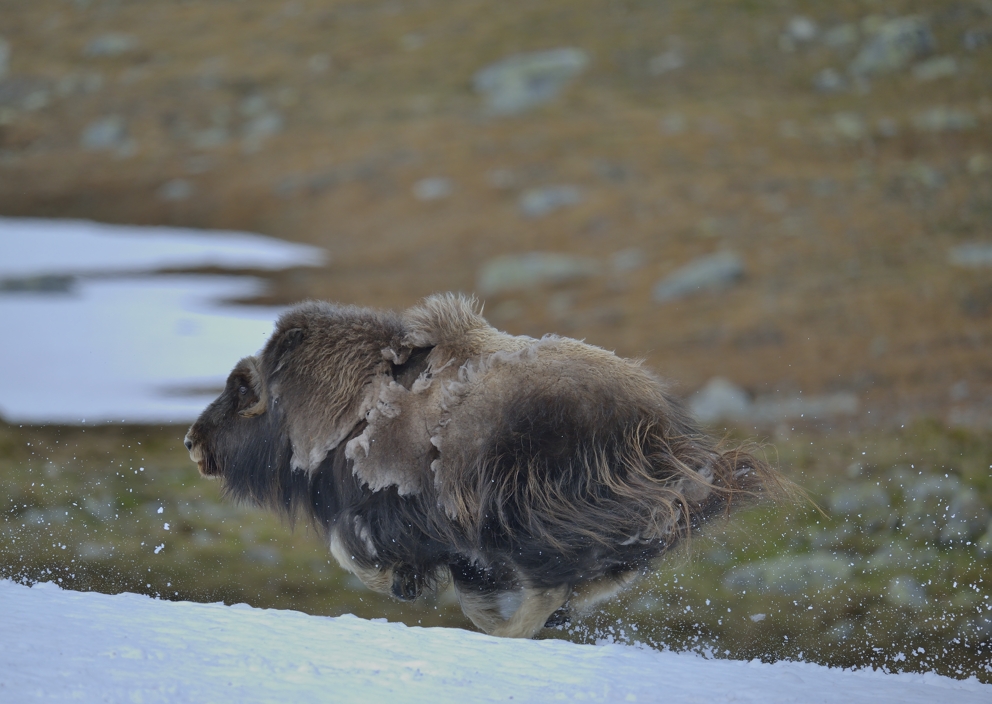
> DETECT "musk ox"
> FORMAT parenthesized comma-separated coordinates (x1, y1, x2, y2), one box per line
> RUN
(185, 293, 780, 638)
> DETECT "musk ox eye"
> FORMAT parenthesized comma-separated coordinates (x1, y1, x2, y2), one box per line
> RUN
(239, 385, 248, 395)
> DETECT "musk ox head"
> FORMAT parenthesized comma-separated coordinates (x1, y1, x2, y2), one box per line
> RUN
(183, 300, 407, 511)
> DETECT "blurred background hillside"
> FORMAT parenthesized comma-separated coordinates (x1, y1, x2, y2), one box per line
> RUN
(2, 0, 992, 681)
(2, 0, 990, 423)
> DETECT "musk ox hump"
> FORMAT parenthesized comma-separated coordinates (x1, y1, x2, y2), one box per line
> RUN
(261, 301, 407, 474)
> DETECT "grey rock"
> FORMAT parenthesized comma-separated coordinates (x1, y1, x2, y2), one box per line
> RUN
(906, 473, 961, 505)
(963, 28, 992, 52)
(829, 484, 890, 515)
(949, 243, 992, 268)
(876, 117, 899, 138)
(689, 378, 750, 425)
(905, 161, 943, 190)
(750, 392, 859, 423)
(832, 112, 868, 140)
(412, 177, 452, 201)
(813, 68, 847, 93)
(849, 16, 935, 76)
(723, 553, 852, 595)
(243, 112, 283, 139)
(977, 522, 992, 553)
(660, 112, 687, 135)
(55, 72, 104, 97)
(912, 55, 958, 82)
(786, 16, 819, 43)
(486, 168, 517, 190)
(652, 251, 744, 302)
(192, 126, 229, 150)
(885, 576, 928, 609)
(476, 252, 600, 296)
(823, 24, 859, 49)
(157, 179, 193, 202)
(647, 49, 684, 76)
(0, 37, 9, 80)
(84, 33, 139, 58)
(941, 489, 990, 542)
(610, 247, 645, 273)
(912, 106, 977, 133)
(80, 116, 127, 150)
(968, 154, 992, 176)
(473, 48, 589, 116)
(959, 615, 992, 642)
(518, 185, 583, 218)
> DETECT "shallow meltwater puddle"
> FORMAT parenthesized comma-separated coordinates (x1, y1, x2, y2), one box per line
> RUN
(0, 218, 325, 424)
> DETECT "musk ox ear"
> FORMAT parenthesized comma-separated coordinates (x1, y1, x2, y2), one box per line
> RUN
(237, 357, 268, 417)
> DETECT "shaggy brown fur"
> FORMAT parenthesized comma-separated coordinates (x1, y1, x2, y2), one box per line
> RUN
(185, 293, 781, 638)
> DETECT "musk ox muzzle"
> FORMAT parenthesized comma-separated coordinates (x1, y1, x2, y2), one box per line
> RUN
(185, 293, 784, 638)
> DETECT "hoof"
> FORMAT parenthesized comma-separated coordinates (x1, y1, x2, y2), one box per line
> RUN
(391, 566, 423, 602)
(544, 608, 570, 628)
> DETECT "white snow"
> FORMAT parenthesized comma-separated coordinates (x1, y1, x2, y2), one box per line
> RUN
(1, 581, 988, 703)
(0, 217, 325, 277)
(0, 218, 326, 424)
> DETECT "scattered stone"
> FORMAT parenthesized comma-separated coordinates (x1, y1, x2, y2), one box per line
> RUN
(813, 68, 847, 93)
(787, 16, 819, 43)
(610, 247, 645, 273)
(849, 16, 935, 76)
(690, 377, 859, 425)
(912, 106, 977, 133)
(977, 523, 992, 553)
(80, 115, 127, 150)
(941, 489, 990, 542)
(779, 16, 818, 52)
(967, 153, 991, 176)
(308, 53, 331, 75)
(652, 251, 744, 302)
(779, 120, 801, 139)
(157, 178, 193, 202)
(472, 48, 589, 116)
(518, 185, 583, 218)
(832, 112, 868, 140)
(829, 484, 890, 515)
(886, 576, 928, 609)
(962, 28, 992, 52)
(751, 392, 859, 423)
(192, 126, 229, 150)
(823, 24, 859, 50)
(83, 33, 139, 58)
(55, 72, 104, 97)
(905, 161, 943, 190)
(876, 117, 899, 138)
(912, 55, 958, 82)
(949, 243, 992, 268)
(724, 553, 852, 595)
(647, 49, 684, 75)
(0, 37, 9, 80)
(242, 109, 284, 150)
(412, 176, 452, 201)
(476, 252, 600, 296)
(689, 378, 750, 425)
(486, 168, 516, 190)
(810, 177, 838, 198)
(659, 112, 686, 135)
(400, 33, 425, 51)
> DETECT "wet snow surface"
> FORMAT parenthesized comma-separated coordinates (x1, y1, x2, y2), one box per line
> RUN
(2, 581, 989, 703)
(0, 218, 325, 424)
